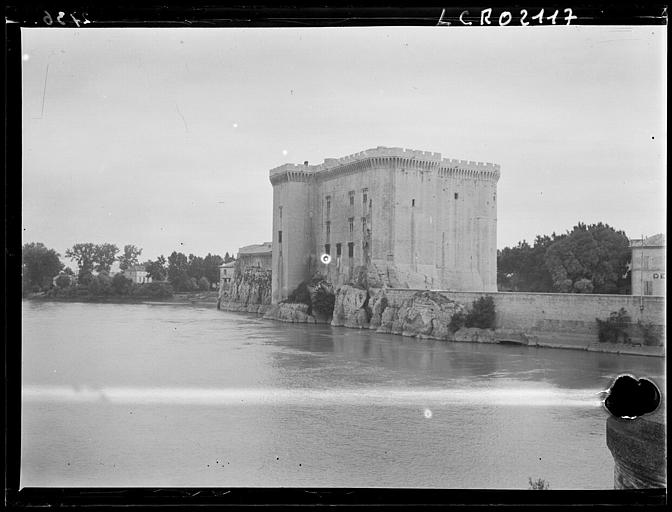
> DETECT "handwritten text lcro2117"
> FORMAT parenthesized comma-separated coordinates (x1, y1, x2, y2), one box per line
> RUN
(437, 8, 577, 26)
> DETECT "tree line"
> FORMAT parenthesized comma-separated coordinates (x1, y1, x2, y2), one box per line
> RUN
(22, 242, 236, 295)
(497, 222, 631, 294)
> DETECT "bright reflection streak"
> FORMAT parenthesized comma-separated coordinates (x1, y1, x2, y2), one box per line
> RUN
(22, 385, 603, 407)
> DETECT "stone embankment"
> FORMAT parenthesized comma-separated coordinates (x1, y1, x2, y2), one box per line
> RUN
(220, 267, 665, 357)
(607, 401, 666, 489)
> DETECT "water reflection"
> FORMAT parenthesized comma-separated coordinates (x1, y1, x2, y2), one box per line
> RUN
(21, 301, 665, 489)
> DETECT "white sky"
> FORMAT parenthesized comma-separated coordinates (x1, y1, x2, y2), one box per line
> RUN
(22, 26, 666, 265)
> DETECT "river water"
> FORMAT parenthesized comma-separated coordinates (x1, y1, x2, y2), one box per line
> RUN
(21, 301, 664, 489)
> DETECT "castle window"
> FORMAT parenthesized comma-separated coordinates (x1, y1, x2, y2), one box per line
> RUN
(362, 188, 368, 205)
(348, 217, 354, 233)
(336, 243, 342, 257)
(349, 191, 355, 206)
(278, 230, 282, 243)
(361, 217, 367, 230)
(326, 221, 331, 242)
(326, 196, 331, 217)
(454, 193, 459, 199)
(348, 242, 354, 258)
(412, 199, 415, 207)
(325, 244, 331, 255)
(279, 206, 283, 218)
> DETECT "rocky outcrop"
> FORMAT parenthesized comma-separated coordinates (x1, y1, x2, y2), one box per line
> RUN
(331, 285, 370, 328)
(218, 267, 271, 313)
(375, 290, 467, 340)
(263, 303, 316, 323)
(454, 327, 497, 344)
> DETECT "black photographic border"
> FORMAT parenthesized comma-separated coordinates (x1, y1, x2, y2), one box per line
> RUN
(4, 1, 668, 508)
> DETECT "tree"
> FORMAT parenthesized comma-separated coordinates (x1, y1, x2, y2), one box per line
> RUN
(65, 243, 97, 284)
(111, 273, 133, 295)
(198, 276, 210, 291)
(22, 243, 64, 291)
(497, 235, 555, 292)
(187, 254, 205, 280)
(167, 251, 191, 291)
(118, 244, 143, 271)
(88, 272, 112, 296)
(203, 253, 224, 285)
(224, 252, 235, 264)
(145, 255, 167, 281)
(93, 243, 119, 274)
(55, 274, 72, 289)
(544, 223, 630, 294)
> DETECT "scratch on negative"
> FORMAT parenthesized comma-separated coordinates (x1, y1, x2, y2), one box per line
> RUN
(176, 104, 189, 133)
(38, 63, 50, 119)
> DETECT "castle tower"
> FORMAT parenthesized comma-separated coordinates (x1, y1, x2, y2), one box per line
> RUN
(269, 164, 314, 303)
(269, 147, 500, 302)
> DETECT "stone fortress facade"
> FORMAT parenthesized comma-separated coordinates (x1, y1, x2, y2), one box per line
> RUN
(269, 146, 500, 303)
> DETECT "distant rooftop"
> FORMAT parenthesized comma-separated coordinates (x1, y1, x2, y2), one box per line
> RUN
(238, 242, 272, 255)
(630, 233, 666, 248)
(269, 146, 500, 179)
(219, 260, 237, 268)
(124, 265, 147, 272)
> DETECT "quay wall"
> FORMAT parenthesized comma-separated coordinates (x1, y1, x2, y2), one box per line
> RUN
(384, 289, 665, 346)
(384, 290, 664, 328)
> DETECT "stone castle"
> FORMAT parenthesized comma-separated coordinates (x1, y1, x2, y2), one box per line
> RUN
(269, 146, 500, 303)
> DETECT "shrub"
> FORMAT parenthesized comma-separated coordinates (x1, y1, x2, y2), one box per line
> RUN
(528, 477, 550, 490)
(313, 286, 335, 316)
(198, 276, 210, 291)
(111, 273, 133, 295)
(596, 308, 631, 343)
(287, 281, 312, 306)
(465, 296, 496, 329)
(449, 310, 466, 332)
(131, 282, 174, 299)
(638, 321, 661, 346)
(88, 273, 112, 296)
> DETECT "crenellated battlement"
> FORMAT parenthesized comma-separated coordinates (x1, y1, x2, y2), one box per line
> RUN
(269, 146, 500, 183)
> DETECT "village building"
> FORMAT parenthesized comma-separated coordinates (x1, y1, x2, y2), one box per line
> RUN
(630, 233, 666, 296)
(269, 146, 500, 303)
(122, 264, 152, 284)
(237, 242, 272, 272)
(219, 260, 236, 291)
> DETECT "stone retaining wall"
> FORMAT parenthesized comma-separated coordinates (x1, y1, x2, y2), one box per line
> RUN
(384, 289, 665, 348)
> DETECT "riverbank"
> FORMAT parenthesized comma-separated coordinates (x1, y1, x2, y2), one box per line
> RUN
(24, 291, 219, 307)
(248, 299, 665, 358)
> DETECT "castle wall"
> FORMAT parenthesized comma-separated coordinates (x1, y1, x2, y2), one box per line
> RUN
(271, 178, 312, 302)
(393, 166, 498, 291)
(269, 147, 500, 302)
(313, 164, 395, 288)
